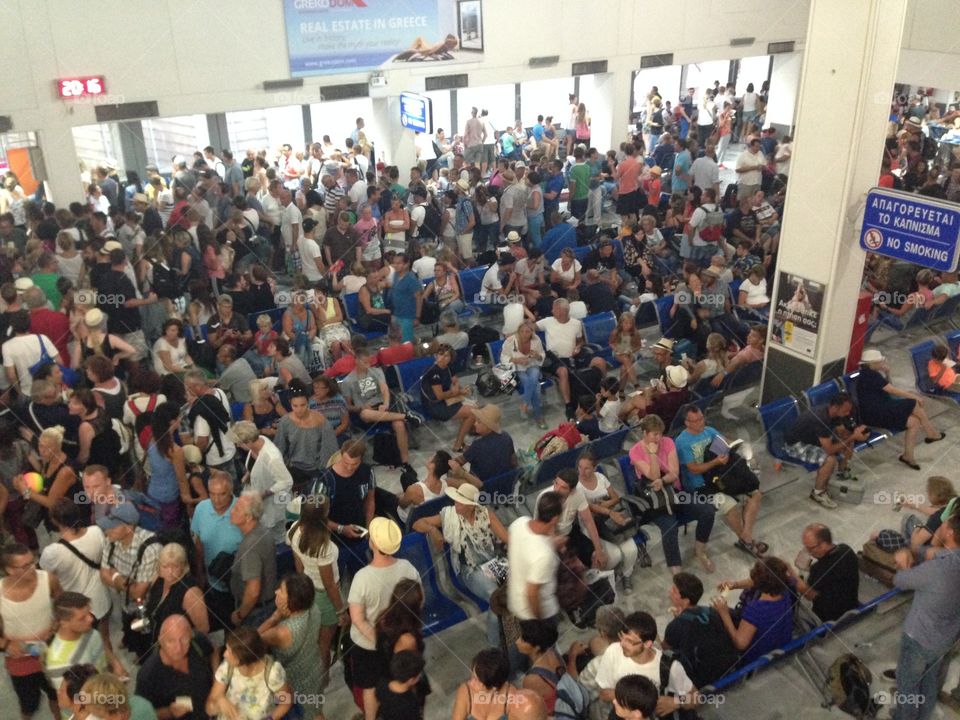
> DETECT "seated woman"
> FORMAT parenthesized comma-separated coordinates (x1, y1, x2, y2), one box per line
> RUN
(451, 648, 546, 720)
(858, 348, 944, 470)
(518, 620, 567, 716)
(712, 556, 796, 665)
(927, 343, 960, 392)
(422, 261, 465, 315)
(684, 332, 728, 391)
(870, 268, 935, 335)
(421, 343, 476, 451)
(309, 375, 350, 445)
(243, 378, 286, 438)
(564, 605, 625, 683)
(413, 483, 508, 646)
(246, 313, 279, 376)
(269, 337, 312, 388)
(501, 319, 546, 427)
(358, 270, 392, 332)
(153, 318, 195, 376)
(315, 283, 352, 363)
(737, 265, 770, 320)
(872, 475, 955, 561)
(549, 247, 582, 297)
(609, 311, 643, 389)
(398, 450, 455, 523)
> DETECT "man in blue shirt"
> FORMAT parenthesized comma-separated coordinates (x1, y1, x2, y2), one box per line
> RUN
(672, 139, 693, 195)
(389, 253, 422, 342)
(532, 115, 546, 143)
(543, 160, 566, 224)
(675, 405, 767, 565)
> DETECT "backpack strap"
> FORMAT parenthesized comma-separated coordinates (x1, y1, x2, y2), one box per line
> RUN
(124, 535, 161, 604)
(57, 538, 100, 571)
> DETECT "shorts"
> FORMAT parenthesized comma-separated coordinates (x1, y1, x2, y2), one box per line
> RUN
(712, 492, 739, 515)
(464, 144, 484, 164)
(427, 400, 463, 421)
(615, 189, 641, 216)
(314, 588, 338, 626)
(350, 645, 386, 689)
(10, 671, 56, 716)
(785, 441, 828, 467)
(565, 128, 576, 137)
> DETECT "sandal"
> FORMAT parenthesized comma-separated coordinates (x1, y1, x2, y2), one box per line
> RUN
(924, 432, 946, 444)
(695, 550, 715, 573)
(898, 455, 921, 471)
(735, 539, 760, 557)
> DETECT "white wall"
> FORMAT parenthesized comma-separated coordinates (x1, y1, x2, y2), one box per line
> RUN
(141, 116, 208, 171)
(520, 78, 575, 128)
(765, 52, 802, 129)
(898, 0, 960, 88)
(735, 55, 771, 93)
(425, 91, 453, 138)
(684, 60, 732, 99)
(632, 67, 683, 113)
(456, 84, 515, 135)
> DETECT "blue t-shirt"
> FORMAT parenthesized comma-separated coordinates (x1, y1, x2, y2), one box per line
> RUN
(391, 271, 421, 319)
(464, 431, 515, 481)
(501, 134, 516, 155)
(532, 123, 545, 142)
(675, 427, 721, 491)
(190, 498, 243, 592)
(740, 591, 795, 664)
(544, 173, 565, 212)
(672, 150, 692, 193)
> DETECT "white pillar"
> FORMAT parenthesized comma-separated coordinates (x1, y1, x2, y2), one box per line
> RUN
(37, 121, 83, 205)
(764, 52, 802, 132)
(761, 0, 908, 402)
(369, 96, 417, 172)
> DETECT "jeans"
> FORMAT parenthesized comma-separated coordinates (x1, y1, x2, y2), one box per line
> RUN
(527, 214, 544, 248)
(679, 492, 716, 544)
(443, 298, 466, 315)
(517, 366, 542, 419)
(893, 633, 949, 720)
(462, 566, 501, 646)
(642, 511, 683, 568)
(475, 223, 498, 253)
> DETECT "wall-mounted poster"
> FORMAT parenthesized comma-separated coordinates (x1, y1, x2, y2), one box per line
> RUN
(770, 272, 824, 358)
(285, 0, 485, 77)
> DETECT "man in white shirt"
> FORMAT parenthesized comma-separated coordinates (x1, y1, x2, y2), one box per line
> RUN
(298, 218, 325, 283)
(346, 168, 367, 209)
(184, 371, 237, 480)
(409, 185, 429, 241)
(306, 143, 325, 183)
(3, 311, 60, 396)
(279, 188, 303, 256)
(261, 179, 283, 231)
(735, 136, 766, 198)
(411, 247, 437, 281)
(594, 611, 697, 717)
(537, 298, 585, 417)
(536, 468, 607, 571)
(479, 254, 515, 304)
(690, 146, 720, 197)
(507, 491, 562, 621)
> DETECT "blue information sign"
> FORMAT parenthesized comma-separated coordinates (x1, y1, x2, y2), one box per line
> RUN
(860, 188, 960, 271)
(399, 92, 432, 134)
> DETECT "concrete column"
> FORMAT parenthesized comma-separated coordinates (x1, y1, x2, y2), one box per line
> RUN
(117, 120, 148, 181)
(761, 0, 909, 403)
(579, 63, 633, 157)
(36, 121, 83, 205)
(369, 95, 417, 172)
(206, 113, 229, 153)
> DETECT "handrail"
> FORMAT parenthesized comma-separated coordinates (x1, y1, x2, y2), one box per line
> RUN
(703, 587, 903, 692)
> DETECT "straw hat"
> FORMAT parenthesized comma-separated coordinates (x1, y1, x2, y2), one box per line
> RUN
(471, 405, 502, 433)
(369, 517, 402, 555)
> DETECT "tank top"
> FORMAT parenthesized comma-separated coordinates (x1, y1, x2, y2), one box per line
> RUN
(252, 402, 281, 430)
(1, 570, 52, 676)
(288, 309, 312, 351)
(466, 686, 511, 720)
(86, 410, 121, 474)
(398, 478, 448, 522)
(82, 333, 117, 363)
(146, 441, 180, 503)
(94, 381, 128, 421)
(145, 575, 199, 645)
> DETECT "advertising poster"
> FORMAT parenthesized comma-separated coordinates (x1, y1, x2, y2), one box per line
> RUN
(284, 0, 484, 77)
(771, 272, 824, 357)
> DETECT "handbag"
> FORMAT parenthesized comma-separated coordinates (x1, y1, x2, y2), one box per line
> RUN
(628, 477, 677, 515)
(596, 500, 639, 544)
(27, 335, 54, 377)
(704, 448, 759, 497)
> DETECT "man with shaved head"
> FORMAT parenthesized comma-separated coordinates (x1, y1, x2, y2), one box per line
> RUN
(135, 614, 215, 718)
(794, 524, 859, 621)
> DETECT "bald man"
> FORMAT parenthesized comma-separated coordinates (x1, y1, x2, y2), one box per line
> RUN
(135, 614, 216, 719)
(794, 524, 859, 622)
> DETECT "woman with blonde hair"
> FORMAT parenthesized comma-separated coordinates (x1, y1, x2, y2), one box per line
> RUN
(685, 332, 729, 388)
(142, 543, 209, 646)
(287, 495, 346, 685)
(76, 672, 156, 719)
(243, 378, 286, 437)
(70, 308, 137, 370)
(15, 425, 81, 526)
(55, 231, 83, 289)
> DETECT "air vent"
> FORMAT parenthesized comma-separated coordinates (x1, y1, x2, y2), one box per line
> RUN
(639, 53, 673, 69)
(571, 60, 608, 76)
(263, 79, 304, 91)
(425, 74, 468, 91)
(319, 83, 369, 102)
(529, 55, 560, 68)
(94, 102, 159, 122)
(768, 41, 796, 54)
(0, 117, 11, 134)
(729, 37, 755, 47)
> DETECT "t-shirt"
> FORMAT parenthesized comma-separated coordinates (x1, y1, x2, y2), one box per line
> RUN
(289, 526, 340, 587)
(190, 498, 243, 592)
(735, 149, 764, 186)
(579, 473, 613, 504)
(230, 525, 277, 607)
(422, 364, 453, 404)
(569, 163, 591, 200)
(537, 486, 587, 536)
(135, 633, 214, 720)
(464, 431, 515, 481)
(536, 316, 583, 359)
(324, 226, 359, 266)
(192, 388, 236, 465)
(298, 236, 325, 282)
(616, 156, 641, 194)
(550, 258, 581, 284)
(46, 631, 106, 688)
(672, 150, 692, 193)
(391, 271, 421, 319)
(375, 680, 422, 720)
(39, 529, 110, 619)
(479, 264, 503, 303)
(784, 407, 842, 448)
(3, 333, 59, 395)
(544, 173, 565, 212)
(214, 658, 287, 719)
(628, 437, 677, 480)
(95, 269, 142, 333)
(740, 592, 795, 664)
(311, 463, 374, 528)
(341, 366, 387, 408)
(807, 544, 860, 621)
(348, 560, 420, 650)
(594, 643, 694, 697)
(675, 427, 722, 491)
(690, 156, 720, 191)
(507, 517, 558, 620)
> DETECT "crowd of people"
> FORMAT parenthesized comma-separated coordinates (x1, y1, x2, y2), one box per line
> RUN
(0, 79, 955, 720)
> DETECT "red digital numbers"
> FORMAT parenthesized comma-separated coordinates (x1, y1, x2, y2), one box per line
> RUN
(57, 76, 106, 99)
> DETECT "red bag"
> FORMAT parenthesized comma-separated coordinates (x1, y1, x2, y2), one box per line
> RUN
(534, 422, 582, 460)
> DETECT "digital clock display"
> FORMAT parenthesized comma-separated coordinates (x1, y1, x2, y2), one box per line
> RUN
(57, 76, 106, 99)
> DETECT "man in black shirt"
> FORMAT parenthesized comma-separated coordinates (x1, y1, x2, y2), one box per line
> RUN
(663, 572, 739, 687)
(727, 196, 760, 251)
(135, 614, 214, 720)
(783, 391, 869, 509)
(311, 439, 374, 578)
(579, 269, 619, 315)
(795, 524, 859, 621)
(582, 238, 622, 293)
(95, 248, 157, 360)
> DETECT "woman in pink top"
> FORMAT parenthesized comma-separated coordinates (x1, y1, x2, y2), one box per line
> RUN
(725, 325, 765, 375)
(628, 414, 690, 574)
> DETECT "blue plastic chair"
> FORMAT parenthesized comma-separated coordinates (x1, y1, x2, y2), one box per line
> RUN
(459, 266, 499, 314)
(481, 468, 521, 507)
(802, 379, 841, 410)
(590, 427, 629, 459)
(757, 396, 818, 471)
(393, 532, 467, 635)
(342, 293, 386, 340)
(910, 340, 960, 402)
(531, 445, 582, 490)
(944, 328, 960, 352)
(404, 495, 453, 533)
(721, 360, 763, 394)
(573, 245, 593, 264)
(394, 356, 437, 414)
(230, 401, 246, 422)
(582, 311, 617, 364)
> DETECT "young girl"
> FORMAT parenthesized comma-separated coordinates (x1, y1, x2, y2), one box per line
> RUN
(206, 627, 292, 720)
(609, 312, 643, 389)
(310, 375, 350, 445)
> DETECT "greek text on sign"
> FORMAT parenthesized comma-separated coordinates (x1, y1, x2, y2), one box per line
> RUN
(860, 188, 960, 271)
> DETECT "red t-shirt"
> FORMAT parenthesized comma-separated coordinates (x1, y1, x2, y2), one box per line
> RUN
(878, 173, 895, 188)
(325, 354, 380, 379)
(30, 309, 71, 367)
(617, 156, 641, 195)
(646, 177, 662, 207)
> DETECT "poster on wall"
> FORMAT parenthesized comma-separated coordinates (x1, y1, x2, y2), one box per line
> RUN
(770, 272, 824, 358)
(284, 0, 484, 77)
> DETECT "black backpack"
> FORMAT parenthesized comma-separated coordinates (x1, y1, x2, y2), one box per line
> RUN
(827, 654, 879, 719)
(671, 608, 740, 689)
(421, 201, 444, 239)
(658, 649, 701, 720)
(150, 260, 180, 299)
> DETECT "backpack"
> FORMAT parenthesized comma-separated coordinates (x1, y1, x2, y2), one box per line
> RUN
(533, 422, 582, 460)
(150, 260, 180, 299)
(827, 654, 878, 719)
(372, 433, 403, 467)
(528, 666, 591, 720)
(421, 200, 444, 239)
(697, 204, 725, 243)
(670, 608, 740, 689)
(658, 649, 701, 720)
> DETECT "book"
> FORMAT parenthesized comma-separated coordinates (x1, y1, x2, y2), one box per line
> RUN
(709, 435, 743, 456)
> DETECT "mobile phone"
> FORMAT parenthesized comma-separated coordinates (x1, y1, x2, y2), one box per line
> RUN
(351, 525, 369, 537)
(681, 352, 688, 361)
(175, 696, 194, 711)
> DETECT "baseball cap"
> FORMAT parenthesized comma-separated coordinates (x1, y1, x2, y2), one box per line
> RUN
(96, 502, 140, 531)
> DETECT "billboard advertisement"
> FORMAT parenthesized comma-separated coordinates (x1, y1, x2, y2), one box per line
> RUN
(284, 0, 484, 77)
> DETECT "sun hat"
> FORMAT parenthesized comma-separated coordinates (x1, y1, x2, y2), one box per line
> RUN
(471, 404, 502, 433)
(666, 365, 690, 389)
(649, 166, 662, 176)
(182, 445, 203, 465)
(84, 308, 105, 327)
(861, 349, 885, 364)
(445, 484, 480, 506)
(369, 517, 402, 555)
(506, 231, 521, 243)
(652, 337, 675, 352)
(132, 193, 148, 204)
(456, 178, 471, 192)
(13, 277, 34, 293)
(101, 240, 123, 254)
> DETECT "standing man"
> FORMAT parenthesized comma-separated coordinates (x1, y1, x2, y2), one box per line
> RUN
(507, 491, 562, 622)
(463, 107, 486, 170)
(690, 143, 720, 198)
(567, 147, 591, 220)
(279, 188, 302, 270)
(389, 254, 422, 343)
(735, 135, 766, 198)
(221, 150, 244, 198)
(228, 491, 278, 628)
(184, 369, 238, 482)
(671, 138, 694, 196)
(794, 524, 860, 622)
(615, 143, 642, 226)
(453, 178, 476, 261)
(890, 513, 960, 720)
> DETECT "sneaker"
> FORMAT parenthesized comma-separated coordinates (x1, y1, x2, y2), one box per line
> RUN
(535, 417, 548, 430)
(404, 410, 426, 428)
(810, 490, 839, 509)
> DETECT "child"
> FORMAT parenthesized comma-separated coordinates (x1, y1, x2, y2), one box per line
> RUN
(575, 394, 603, 440)
(310, 375, 350, 444)
(251, 314, 278, 376)
(609, 312, 643, 389)
(375, 651, 425, 720)
(596, 376, 625, 434)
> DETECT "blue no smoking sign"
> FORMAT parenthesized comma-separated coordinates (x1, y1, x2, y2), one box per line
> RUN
(861, 188, 960, 271)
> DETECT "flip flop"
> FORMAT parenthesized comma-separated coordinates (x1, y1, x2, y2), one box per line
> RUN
(924, 432, 946, 444)
(898, 455, 921, 471)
